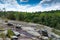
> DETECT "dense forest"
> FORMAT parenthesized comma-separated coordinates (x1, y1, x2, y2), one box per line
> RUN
(0, 10, 60, 30)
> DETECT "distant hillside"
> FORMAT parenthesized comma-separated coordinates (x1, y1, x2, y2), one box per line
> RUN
(0, 10, 60, 30)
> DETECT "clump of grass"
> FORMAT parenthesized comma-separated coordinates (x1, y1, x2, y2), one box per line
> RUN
(49, 38, 52, 40)
(6, 29, 15, 38)
(52, 29, 60, 35)
(0, 33, 6, 40)
(0, 27, 4, 31)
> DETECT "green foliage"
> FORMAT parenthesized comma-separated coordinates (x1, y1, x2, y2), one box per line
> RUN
(0, 10, 60, 30)
(49, 38, 52, 40)
(7, 29, 15, 38)
(52, 29, 60, 35)
(6, 13, 16, 20)
(0, 33, 6, 40)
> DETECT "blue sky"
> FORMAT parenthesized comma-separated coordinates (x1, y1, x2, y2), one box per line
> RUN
(0, 0, 60, 12)
(17, 0, 42, 6)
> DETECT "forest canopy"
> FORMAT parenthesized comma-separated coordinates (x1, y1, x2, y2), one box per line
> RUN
(0, 10, 60, 30)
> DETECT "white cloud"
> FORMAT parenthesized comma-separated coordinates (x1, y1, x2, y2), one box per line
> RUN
(0, 0, 60, 12)
(45, 4, 60, 11)
(40, 0, 51, 4)
(20, 0, 28, 2)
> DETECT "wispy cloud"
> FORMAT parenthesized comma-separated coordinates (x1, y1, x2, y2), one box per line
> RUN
(0, 0, 60, 12)
(20, 0, 28, 2)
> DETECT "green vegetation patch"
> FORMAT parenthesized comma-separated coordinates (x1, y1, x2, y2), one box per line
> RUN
(52, 29, 60, 36)
(0, 33, 5, 37)
(7, 29, 15, 38)
(0, 27, 5, 31)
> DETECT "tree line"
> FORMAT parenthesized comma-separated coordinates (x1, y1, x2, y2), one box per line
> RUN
(0, 10, 60, 30)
